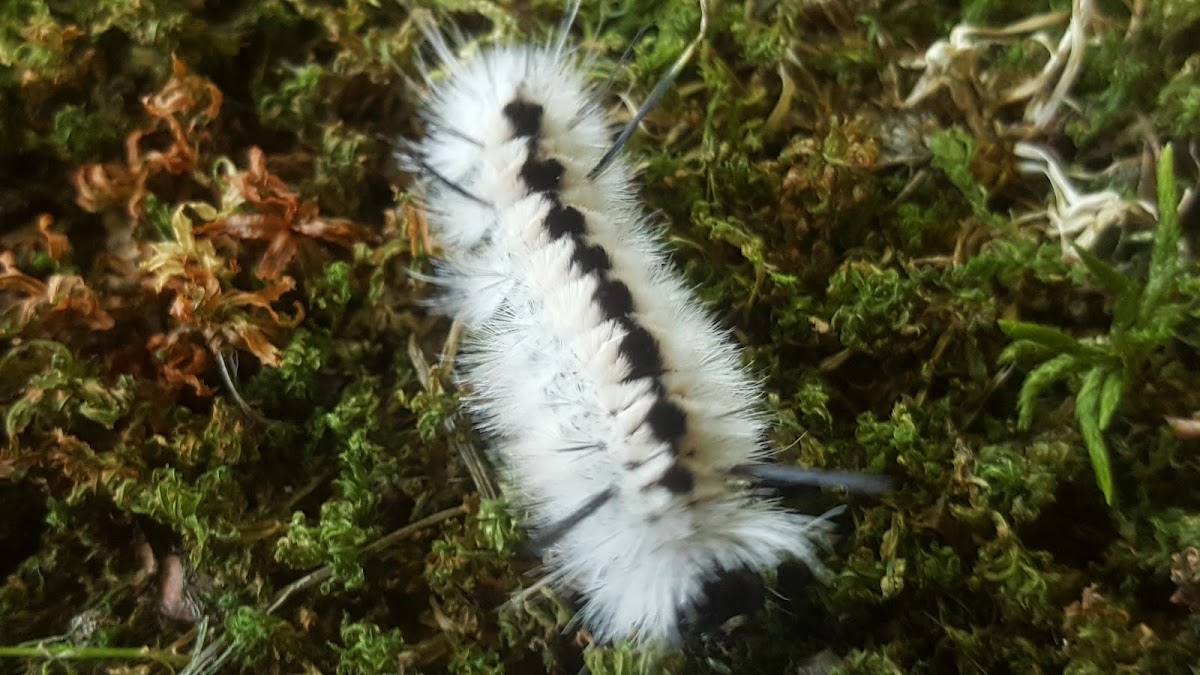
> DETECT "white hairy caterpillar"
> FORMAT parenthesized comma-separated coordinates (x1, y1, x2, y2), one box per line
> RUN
(405, 2, 890, 646)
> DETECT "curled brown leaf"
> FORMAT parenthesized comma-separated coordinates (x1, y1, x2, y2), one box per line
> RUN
(140, 205, 300, 388)
(146, 332, 215, 397)
(198, 147, 363, 279)
(214, 277, 304, 366)
(72, 162, 138, 214)
(0, 252, 115, 335)
(37, 214, 70, 261)
(72, 55, 222, 223)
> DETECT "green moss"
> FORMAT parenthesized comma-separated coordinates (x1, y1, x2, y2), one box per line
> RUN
(226, 606, 299, 667)
(2, 0, 1200, 673)
(583, 643, 684, 675)
(827, 265, 916, 352)
(831, 650, 905, 675)
(333, 620, 406, 675)
(1070, 0, 1200, 146)
(118, 466, 244, 562)
(448, 647, 505, 675)
(974, 441, 1081, 524)
(273, 377, 398, 591)
(275, 502, 372, 592)
(475, 498, 521, 556)
(854, 404, 922, 476)
(927, 127, 1004, 228)
(248, 328, 327, 401)
(1155, 55, 1200, 139)
(2, 342, 135, 437)
(306, 125, 372, 215)
(48, 104, 125, 161)
(256, 62, 327, 134)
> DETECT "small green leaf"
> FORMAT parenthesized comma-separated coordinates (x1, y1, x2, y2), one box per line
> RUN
(1140, 143, 1181, 319)
(1016, 353, 1079, 429)
(1072, 243, 1134, 298)
(999, 339, 1048, 365)
(1096, 368, 1126, 431)
(1071, 238, 1140, 334)
(998, 320, 1097, 357)
(1075, 368, 1114, 505)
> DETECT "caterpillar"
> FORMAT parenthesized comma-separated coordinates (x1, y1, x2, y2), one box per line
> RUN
(404, 1, 890, 646)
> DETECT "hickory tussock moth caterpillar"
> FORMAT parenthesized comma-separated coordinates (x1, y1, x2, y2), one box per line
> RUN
(405, 0, 890, 646)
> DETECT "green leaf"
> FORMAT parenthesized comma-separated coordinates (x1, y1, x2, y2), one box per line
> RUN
(927, 127, 1005, 227)
(998, 320, 1097, 358)
(1075, 368, 1115, 505)
(999, 339, 1048, 365)
(1140, 143, 1181, 319)
(1015, 353, 1079, 429)
(1096, 368, 1126, 430)
(1072, 243, 1134, 297)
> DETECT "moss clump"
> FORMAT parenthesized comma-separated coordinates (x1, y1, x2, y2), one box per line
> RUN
(2, 0, 1199, 673)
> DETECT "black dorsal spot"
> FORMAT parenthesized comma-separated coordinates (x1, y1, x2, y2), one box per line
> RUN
(503, 100, 544, 138)
(658, 463, 695, 494)
(595, 279, 634, 319)
(618, 321, 662, 380)
(521, 158, 564, 193)
(572, 240, 611, 275)
(546, 203, 586, 240)
(645, 399, 687, 444)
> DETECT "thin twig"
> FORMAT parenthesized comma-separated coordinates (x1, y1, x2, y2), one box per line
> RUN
(215, 350, 267, 425)
(0, 645, 191, 667)
(588, 0, 709, 178)
(179, 505, 467, 675)
(409, 324, 503, 500)
(267, 505, 467, 614)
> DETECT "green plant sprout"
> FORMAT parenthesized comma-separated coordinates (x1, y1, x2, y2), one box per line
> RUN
(999, 143, 1189, 504)
(3, 0, 1200, 672)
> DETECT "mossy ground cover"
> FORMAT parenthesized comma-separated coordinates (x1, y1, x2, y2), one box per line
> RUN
(1, 0, 1198, 673)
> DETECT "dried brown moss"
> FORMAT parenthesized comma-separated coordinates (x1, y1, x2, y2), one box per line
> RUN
(1, 0, 1198, 673)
